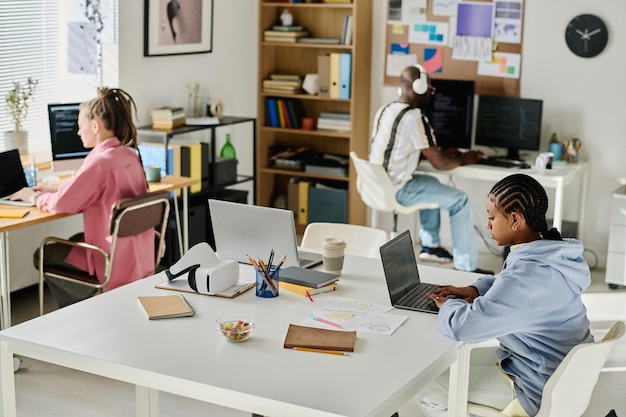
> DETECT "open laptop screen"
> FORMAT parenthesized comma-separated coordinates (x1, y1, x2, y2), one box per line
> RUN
(380, 230, 422, 305)
(0, 149, 28, 198)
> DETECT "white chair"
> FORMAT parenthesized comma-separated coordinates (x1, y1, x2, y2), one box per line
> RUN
(349, 152, 438, 236)
(301, 222, 389, 259)
(467, 320, 625, 417)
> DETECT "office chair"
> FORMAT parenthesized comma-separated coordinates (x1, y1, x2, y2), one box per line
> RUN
(38, 190, 171, 315)
(349, 152, 439, 237)
(467, 320, 625, 417)
(301, 222, 389, 259)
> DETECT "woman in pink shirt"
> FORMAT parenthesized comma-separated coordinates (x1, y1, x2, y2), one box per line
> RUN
(11, 88, 152, 307)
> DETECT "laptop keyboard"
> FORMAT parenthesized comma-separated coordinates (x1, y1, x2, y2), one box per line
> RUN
(401, 283, 440, 312)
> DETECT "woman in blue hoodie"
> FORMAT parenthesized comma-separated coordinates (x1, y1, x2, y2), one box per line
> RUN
(416, 173, 592, 416)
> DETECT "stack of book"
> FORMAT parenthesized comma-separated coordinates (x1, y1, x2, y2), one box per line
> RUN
(151, 106, 185, 129)
(316, 111, 351, 132)
(262, 74, 302, 94)
(264, 26, 308, 43)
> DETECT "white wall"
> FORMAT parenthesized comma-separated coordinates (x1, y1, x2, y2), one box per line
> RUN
(9, 0, 625, 292)
(26, 0, 614, 281)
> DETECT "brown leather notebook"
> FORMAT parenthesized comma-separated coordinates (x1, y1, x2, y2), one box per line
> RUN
(138, 295, 195, 320)
(283, 324, 356, 352)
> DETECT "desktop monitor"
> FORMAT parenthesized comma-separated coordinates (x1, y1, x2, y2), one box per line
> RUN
(48, 103, 90, 172)
(474, 95, 543, 161)
(426, 79, 475, 150)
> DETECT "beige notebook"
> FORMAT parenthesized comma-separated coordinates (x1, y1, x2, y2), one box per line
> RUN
(138, 295, 195, 320)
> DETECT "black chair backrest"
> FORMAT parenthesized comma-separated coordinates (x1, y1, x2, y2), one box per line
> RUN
(110, 190, 170, 237)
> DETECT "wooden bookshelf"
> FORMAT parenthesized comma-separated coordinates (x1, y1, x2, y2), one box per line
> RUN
(257, 0, 372, 232)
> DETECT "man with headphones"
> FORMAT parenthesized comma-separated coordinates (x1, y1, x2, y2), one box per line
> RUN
(369, 65, 491, 274)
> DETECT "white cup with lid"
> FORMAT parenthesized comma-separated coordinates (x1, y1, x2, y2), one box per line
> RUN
(321, 238, 347, 275)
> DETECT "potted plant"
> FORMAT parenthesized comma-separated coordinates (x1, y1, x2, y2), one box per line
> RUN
(4, 77, 38, 154)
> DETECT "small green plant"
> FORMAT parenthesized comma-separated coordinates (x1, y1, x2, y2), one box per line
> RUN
(5, 77, 38, 132)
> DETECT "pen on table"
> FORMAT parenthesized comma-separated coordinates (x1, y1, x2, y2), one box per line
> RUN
(307, 314, 342, 329)
(292, 347, 350, 356)
(306, 291, 314, 302)
(270, 255, 286, 279)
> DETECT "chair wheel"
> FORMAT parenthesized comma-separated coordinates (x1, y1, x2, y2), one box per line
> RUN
(13, 355, 22, 373)
(608, 283, 621, 290)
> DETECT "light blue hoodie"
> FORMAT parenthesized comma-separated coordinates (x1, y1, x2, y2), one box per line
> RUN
(438, 238, 592, 416)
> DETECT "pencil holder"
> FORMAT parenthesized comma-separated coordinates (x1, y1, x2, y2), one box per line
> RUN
(255, 266, 279, 298)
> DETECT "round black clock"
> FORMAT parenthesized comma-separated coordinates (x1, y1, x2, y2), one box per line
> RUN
(565, 14, 609, 58)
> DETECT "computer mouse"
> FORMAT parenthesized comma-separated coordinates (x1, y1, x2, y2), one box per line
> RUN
(446, 295, 459, 299)
(520, 163, 531, 169)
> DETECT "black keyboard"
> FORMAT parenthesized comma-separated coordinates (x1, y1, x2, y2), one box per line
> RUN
(476, 158, 530, 169)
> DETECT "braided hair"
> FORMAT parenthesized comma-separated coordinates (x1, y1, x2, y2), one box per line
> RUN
(489, 173, 562, 241)
(81, 87, 138, 148)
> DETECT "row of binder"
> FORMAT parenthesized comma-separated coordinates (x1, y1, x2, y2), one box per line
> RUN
(318, 52, 352, 99)
(288, 178, 348, 225)
(264, 97, 304, 129)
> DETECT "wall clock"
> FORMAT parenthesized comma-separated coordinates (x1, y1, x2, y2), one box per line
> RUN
(565, 14, 609, 58)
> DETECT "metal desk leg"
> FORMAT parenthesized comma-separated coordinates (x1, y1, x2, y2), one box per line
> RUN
(182, 187, 189, 253)
(0, 232, 12, 330)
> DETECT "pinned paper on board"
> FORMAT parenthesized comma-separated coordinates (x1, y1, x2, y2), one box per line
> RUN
(388, 0, 427, 23)
(423, 48, 443, 73)
(409, 21, 448, 46)
(433, 0, 459, 17)
(386, 53, 417, 77)
(494, 0, 523, 44)
(477, 52, 520, 79)
(451, 2, 494, 61)
(391, 43, 410, 55)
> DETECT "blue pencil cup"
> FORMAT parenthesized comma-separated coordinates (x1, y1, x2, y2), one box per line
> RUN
(549, 142, 563, 162)
(255, 266, 279, 298)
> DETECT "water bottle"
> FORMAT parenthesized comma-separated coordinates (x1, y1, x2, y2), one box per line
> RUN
(220, 133, 236, 159)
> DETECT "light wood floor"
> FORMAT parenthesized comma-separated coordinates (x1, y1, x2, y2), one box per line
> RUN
(8, 251, 626, 417)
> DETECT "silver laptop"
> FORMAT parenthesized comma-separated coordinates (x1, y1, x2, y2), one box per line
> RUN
(0, 149, 35, 207)
(208, 199, 323, 269)
(380, 230, 440, 314)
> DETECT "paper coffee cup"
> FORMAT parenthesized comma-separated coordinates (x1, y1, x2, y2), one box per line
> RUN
(322, 238, 346, 275)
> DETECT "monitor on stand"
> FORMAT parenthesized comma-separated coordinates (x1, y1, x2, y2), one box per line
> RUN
(474, 95, 543, 162)
(426, 79, 475, 150)
(48, 103, 90, 173)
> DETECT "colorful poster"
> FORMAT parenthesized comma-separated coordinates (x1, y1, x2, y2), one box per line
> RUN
(451, 2, 494, 61)
(423, 48, 443, 73)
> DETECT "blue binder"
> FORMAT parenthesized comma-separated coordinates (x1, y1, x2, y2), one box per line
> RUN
(339, 53, 352, 99)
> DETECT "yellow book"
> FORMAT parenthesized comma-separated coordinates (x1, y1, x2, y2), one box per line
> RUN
(279, 281, 338, 297)
(297, 180, 310, 225)
(0, 207, 30, 218)
(329, 52, 341, 99)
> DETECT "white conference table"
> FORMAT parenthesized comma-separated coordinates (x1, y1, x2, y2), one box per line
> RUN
(0, 254, 478, 417)
(418, 160, 590, 242)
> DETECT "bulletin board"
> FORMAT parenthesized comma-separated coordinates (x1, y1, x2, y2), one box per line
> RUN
(384, 0, 524, 97)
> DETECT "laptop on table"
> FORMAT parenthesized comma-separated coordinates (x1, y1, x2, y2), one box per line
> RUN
(208, 199, 323, 269)
(380, 230, 441, 314)
(0, 149, 35, 207)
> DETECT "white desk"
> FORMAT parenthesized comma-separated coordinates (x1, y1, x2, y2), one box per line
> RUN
(418, 161, 590, 242)
(0, 176, 197, 330)
(0, 256, 477, 417)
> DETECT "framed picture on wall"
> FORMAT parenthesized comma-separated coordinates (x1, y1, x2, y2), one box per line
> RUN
(144, 0, 214, 57)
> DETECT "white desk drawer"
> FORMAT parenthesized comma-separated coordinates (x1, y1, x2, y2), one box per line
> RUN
(610, 202, 626, 226)
(605, 252, 626, 285)
(608, 225, 626, 253)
